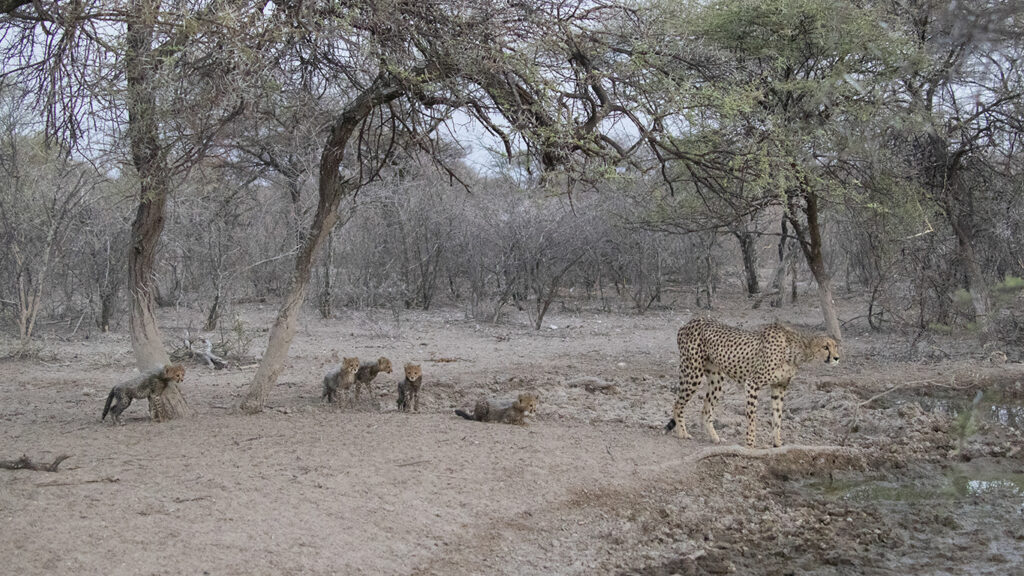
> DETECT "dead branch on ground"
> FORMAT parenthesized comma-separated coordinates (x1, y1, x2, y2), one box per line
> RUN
(0, 454, 71, 472)
(683, 444, 862, 464)
(36, 476, 119, 487)
(173, 332, 228, 369)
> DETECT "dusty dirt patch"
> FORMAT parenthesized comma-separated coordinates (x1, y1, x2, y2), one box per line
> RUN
(2, 299, 1023, 575)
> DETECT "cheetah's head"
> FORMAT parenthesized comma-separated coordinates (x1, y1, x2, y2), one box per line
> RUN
(810, 336, 840, 365)
(377, 357, 393, 373)
(515, 393, 539, 416)
(162, 364, 186, 383)
(342, 357, 361, 374)
(404, 363, 422, 381)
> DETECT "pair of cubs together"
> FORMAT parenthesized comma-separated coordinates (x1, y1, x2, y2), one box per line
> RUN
(322, 357, 423, 412)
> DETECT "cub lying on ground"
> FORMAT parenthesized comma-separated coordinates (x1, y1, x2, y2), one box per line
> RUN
(102, 364, 185, 425)
(455, 393, 538, 425)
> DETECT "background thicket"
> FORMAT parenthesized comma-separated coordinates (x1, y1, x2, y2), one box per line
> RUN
(2, 0, 1023, 389)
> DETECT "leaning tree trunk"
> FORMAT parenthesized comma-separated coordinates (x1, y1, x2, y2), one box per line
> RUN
(789, 190, 842, 341)
(240, 78, 401, 413)
(125, 0, 188, 419)
(318, 226, 335, 319)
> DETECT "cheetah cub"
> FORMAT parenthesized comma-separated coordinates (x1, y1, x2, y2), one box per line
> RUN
(396, 363, 422, 412)
(455, 393, 538, 425)
(322, 357, 360, 404)
(665, 317, 839, 447)
(354, 356, 393, 400)
(102, 364, 186, 425)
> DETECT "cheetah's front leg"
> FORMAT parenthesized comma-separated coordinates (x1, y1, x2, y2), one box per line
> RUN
(744, 381, 761, 447)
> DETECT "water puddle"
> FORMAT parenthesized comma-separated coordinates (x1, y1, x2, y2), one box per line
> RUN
(949, 472, 1024, 498)
(803, 468, 1024, 505)
(902, 388, 1024, 433)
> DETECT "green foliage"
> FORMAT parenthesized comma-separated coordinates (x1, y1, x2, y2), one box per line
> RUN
(952, 391, 984, 444)
(215, 316, 256, 360)
(952, 288, 973, 308)
(992, 276, 1024, 306)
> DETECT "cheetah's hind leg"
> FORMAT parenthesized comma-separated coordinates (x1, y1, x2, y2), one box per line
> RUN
(667, 380, 700, 439)
(701, 372, 725, 443)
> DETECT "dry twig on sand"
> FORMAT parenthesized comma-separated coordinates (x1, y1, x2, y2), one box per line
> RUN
(0, 454, 71, 472)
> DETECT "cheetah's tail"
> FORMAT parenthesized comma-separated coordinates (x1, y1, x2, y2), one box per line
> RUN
(663, 418, 677, 434)
(454, 409, 476, 421)
(101, 389, 115, 421)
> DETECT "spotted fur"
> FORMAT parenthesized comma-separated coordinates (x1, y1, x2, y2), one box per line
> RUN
(396, 363, 422, 412)
(666, 317, 839, 447)
(354, 357, 392, 400)
(102, 364, 185, 425)
(455, 393, 538, 425)
(322, 357, 360, 404)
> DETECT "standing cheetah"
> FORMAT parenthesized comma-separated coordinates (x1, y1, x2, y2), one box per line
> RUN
(665, 317, 839, 447)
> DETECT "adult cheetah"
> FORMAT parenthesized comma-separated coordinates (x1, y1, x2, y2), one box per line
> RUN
(665, 317, 840, 447)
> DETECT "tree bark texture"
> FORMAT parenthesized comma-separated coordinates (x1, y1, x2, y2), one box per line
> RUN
(789, 190, 842, 341)
(240, 78, 402, 413)
(735, 229, 760, 296)
(124, 0, 187, 418)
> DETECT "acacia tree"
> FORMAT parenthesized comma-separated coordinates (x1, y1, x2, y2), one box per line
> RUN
(653, 0, 911, 340)
(885, 0, 1024, 336)
(239, 0, 659, 411)
(3, 0, 259, 418)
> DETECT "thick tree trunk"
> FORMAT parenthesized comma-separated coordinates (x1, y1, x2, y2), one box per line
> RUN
(738, 231, 760, 296)
(128, 196, 170, 370)
(789, 190, 842, 341)
(126, 1, 170, 371)
(946, 207, 987, 332)
(240, 77, 401, 413)
(124, 0, 187, 419)
(99, 289, 116, 332)
(318, 227, 334, 319)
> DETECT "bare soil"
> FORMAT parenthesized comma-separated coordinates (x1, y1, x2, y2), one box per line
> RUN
(2, 296, 1023, 575)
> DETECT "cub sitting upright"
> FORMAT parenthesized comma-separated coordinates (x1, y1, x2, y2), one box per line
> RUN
(396, 363, 422, 412)
(455, 393, 538, 425)
(102, 364, 186, 425)
(322, 357, 360, 404)
(354, 356, 393, 400)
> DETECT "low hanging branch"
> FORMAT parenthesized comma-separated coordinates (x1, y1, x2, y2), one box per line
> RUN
(0, 454, 71, 472)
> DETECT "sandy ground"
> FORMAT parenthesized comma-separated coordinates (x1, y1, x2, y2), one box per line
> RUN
(2, 295, 1023, 575)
